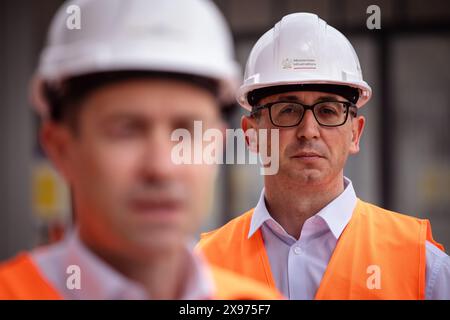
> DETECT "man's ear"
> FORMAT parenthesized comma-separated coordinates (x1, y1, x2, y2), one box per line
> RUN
(241, 115, 258, 153)
(40, 121, 75, 182)
(349, 115, 365, 155)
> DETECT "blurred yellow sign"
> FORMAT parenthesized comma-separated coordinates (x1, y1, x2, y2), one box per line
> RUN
(32, 160, 70, 221)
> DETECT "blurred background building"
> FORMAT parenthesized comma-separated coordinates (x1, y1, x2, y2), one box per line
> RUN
(0, 0, 449, 260)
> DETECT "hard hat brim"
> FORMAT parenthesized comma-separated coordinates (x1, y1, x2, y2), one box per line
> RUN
(237, 79, 372, 111)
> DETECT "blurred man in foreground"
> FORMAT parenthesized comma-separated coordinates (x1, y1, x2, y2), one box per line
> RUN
(0, 0, 281, 300)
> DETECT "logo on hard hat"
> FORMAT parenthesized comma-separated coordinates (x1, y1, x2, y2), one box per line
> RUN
(281, 58, 293, 69)
(281, 58, 317, 70)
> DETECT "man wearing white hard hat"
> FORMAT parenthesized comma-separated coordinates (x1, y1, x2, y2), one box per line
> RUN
(198, 13, 450, 299)
(0, 0, 282, 300)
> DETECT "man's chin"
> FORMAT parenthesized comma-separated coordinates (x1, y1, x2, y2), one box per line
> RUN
(126, 230, 187, 256)
(284, 166, 325, 184)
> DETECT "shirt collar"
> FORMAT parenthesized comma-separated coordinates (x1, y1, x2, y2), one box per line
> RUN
(248, 176, 357, 240)
(181, 241, 216, 300)
(60, 231, 214, 299)
(63, 231, 147, 299)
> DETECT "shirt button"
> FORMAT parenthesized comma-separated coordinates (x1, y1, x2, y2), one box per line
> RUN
(293, 246, 302, 255)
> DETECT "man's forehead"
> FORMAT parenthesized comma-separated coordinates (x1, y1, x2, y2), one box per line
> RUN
(260, 91, 344, 104)
(96, 103, 219, 123)
(83, 79, 220, 115)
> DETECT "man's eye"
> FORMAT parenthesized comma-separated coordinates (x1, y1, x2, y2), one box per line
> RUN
(318, 106, 338, 115)
(281, 108, 294, 114)
(280, 105, 296, 114)
(108, 122, 143, 138)
(322, 108, 336, 114)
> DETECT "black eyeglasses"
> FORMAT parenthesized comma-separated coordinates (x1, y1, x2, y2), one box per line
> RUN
(251, 100, 357, 127)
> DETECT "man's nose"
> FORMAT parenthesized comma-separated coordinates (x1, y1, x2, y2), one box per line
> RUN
(142, 126, 179, 178)
(295, 110, 320, 140)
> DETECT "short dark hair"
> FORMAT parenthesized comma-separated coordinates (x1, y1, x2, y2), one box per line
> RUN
(44, 71, 220, 131)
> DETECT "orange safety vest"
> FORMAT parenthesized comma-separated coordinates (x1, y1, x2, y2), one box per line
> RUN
(198, 199, 445, 300)
(0, 253, 282, 300)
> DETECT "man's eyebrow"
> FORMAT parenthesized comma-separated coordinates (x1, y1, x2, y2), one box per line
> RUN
(100, 113, 148, 126)
(315, 95, 345, 102)
(276, 94, 343, 102)
(277, 95, 300, 101)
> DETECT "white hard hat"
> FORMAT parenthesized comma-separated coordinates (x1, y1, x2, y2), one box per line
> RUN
(31, 0, 241, 118)
(237, 13, 372, 111)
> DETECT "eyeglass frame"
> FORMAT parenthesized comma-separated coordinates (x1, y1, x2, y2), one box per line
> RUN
(250, 99, 358, 128)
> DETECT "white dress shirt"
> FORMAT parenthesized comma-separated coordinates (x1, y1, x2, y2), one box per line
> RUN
(31, 231, 215, 299)
(248, 177, 450, 300)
